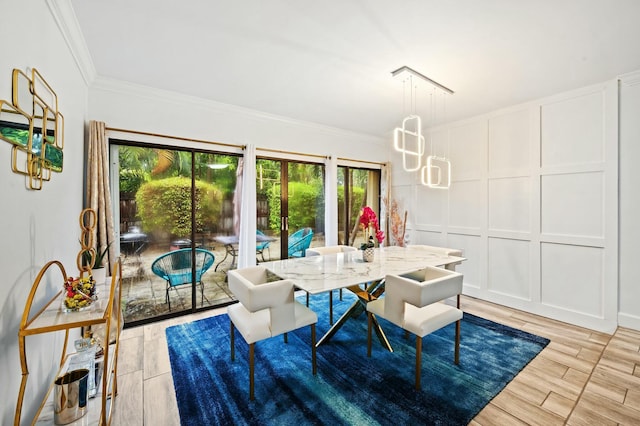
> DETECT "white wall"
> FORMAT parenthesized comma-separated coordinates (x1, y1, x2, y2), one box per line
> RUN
(619, 71, 640, 330)
(1, 2, 386, 422)
(392, 79, 621, 333)
(88, 77, 387, 163)
(0, 1, 88, 424)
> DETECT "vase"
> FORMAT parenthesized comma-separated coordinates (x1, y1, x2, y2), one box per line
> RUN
(362, 247, 375, 262)
(91, 267, 106, 285)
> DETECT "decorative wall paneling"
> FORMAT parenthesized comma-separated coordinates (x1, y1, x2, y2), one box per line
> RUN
(394, 80, 619, 333)
(618, 71, 640, 330)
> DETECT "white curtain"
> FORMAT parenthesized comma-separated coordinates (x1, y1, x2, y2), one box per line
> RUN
(237, 144, 257, 269)
(87, 121, 116, 272)
(324, 156, 338, 246)
(380, 162, 391, 246)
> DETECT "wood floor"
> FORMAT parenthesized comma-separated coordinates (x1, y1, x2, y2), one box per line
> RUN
(111, 295, 640, 425)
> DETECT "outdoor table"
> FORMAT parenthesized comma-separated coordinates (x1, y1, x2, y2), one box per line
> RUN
(214, 233, 276, 271)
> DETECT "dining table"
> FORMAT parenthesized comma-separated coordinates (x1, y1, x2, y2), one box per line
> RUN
(261, 245, 465, 351)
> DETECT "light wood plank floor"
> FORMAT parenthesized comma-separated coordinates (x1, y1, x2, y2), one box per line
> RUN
(111, 296, 640, 425)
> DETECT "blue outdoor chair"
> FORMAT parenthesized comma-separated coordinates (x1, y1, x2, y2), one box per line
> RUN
(256, 230, 271, 262)
(151, 248, 215, 311)
(288, 228, 313, 258)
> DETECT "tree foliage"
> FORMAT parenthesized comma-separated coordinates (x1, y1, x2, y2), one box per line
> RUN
(135, 177, 222, 238)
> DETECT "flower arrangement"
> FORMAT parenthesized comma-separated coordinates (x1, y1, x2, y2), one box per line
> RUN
(63, 275, 96, 310)
(359, 206, 385, 250)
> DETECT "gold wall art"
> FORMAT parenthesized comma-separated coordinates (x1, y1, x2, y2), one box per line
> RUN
(0, 67, 64, 190)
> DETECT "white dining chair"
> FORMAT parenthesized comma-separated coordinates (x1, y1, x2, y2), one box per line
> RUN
(406, 244, 463, 271)
(366, 266, 464, 389)
(305, 245, 357, 324)
(227, 266, 318, 400)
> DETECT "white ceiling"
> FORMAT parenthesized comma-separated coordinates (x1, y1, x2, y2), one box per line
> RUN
(70, 0, 640, 138)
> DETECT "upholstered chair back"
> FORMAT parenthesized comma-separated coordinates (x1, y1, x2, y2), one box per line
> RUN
(384, 266, 463, 327)
(305, 245, 357, 256)
(228, 266, 296, 337)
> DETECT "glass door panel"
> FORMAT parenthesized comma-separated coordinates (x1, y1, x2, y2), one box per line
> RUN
(256, 158, 325, 260)
(338, 167, 381, 248)
(257, 159, 282, 261)
(114, 143, 239, 326)
(287, 162, 324, 257)
(193, 152, 239, 305)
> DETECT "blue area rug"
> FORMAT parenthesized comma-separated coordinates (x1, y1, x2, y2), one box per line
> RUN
(166, 293, 549, 425)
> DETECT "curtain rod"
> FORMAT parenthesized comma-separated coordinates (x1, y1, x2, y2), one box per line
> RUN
(257, 147, 328, 160)
(106, 127, 384, 166)
(105, 126, 245, 149)
(337, 157, 385, 166)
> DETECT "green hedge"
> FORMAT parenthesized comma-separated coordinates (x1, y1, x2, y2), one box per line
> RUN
(266, 181, 324, 233)
(337, 185, 365, 229)
(136, 177, 222, 238)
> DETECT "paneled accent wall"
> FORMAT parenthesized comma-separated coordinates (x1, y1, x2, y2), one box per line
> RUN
(391, 79, 619, 332)
(619, 71, 640, 330)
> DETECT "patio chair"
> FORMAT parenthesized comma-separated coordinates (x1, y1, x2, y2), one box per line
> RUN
(256, 230, 271, 262)
(288, 227, 313, 258)
(227, 266, 318, 400)
(151, 248, 215, 311)
(366, 266, 464, 389)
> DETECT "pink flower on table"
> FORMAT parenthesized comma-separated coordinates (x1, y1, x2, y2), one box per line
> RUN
(359, 206, 385, 246)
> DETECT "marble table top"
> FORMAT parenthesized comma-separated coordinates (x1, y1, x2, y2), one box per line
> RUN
(261, 245, 465, 294)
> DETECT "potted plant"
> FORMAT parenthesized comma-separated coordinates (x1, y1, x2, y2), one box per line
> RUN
(359, 206, 385, 262)
(81, 242, 111, 283)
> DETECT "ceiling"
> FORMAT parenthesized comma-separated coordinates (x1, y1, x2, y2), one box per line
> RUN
(70, 0, 640, 138)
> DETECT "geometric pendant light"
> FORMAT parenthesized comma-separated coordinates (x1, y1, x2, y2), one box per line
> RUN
(421, 155, 451, 189)
(391, 66, 454, 181)
(393, 115, 425, 172)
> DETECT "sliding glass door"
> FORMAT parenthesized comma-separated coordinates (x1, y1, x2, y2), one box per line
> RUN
(337, 166, 381, 247)
(256, 158, 324, 260)
(112, 141, 239, 326)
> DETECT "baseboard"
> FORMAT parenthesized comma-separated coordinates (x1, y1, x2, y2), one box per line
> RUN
(618, 312, 640, 331)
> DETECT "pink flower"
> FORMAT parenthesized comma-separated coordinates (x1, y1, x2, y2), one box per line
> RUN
(359, 206, 378, 230)
(359, 206, 385, 245)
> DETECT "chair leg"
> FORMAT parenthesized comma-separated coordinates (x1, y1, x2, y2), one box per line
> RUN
(230, 322, 235, 361)
(339, 288, 343, 301)
(166, 283, 171, 311)
(249, 342, 255, 400)
(416, 335, 422, 390)
(311, 324, 317, 375)
(306, 292, 309, 307)
(454, 319, 461, 365)
(329, 291, 334, 325)
(367, 312, 373, 357)
(284, 332, 288, 344)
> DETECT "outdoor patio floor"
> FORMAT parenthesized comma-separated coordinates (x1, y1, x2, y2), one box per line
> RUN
(119, 236, 326, 323)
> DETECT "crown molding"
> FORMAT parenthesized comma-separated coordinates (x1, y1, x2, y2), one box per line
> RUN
(46, 0, 97, 86)
(619, 70, 640, 86)
(91, 76, 386, 143)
